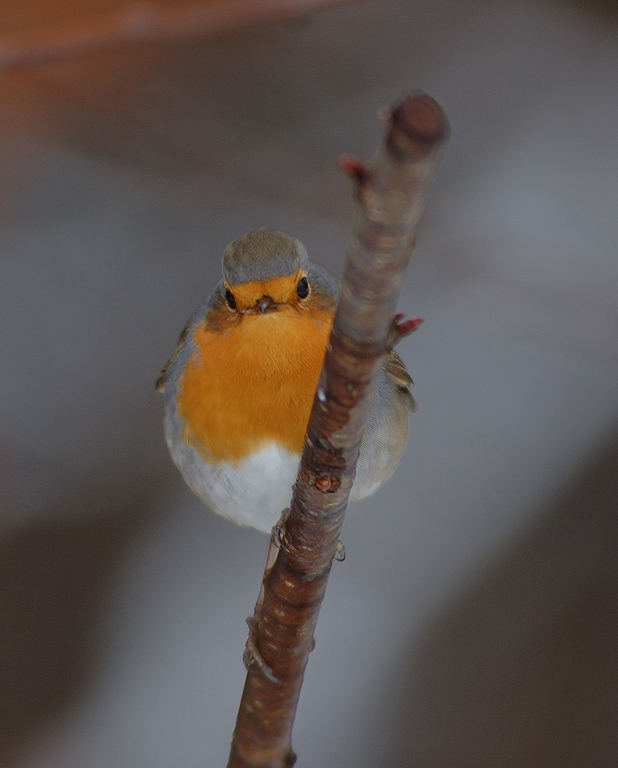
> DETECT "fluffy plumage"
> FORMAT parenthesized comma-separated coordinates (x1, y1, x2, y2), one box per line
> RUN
(158, 230, 415, 533)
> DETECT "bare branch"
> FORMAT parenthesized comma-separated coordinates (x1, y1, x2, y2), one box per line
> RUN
(227, 92, 449, 768)
(0, 0, 354, 71)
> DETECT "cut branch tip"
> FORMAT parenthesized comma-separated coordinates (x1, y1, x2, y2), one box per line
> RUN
(388, 92, 449, 158)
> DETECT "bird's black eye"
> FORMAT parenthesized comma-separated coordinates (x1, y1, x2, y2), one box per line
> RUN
(297, 277, 309, 299)
(225, 288, 237, 310)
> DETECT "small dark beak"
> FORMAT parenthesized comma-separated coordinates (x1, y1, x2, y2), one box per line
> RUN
(257, 295, 278, 314)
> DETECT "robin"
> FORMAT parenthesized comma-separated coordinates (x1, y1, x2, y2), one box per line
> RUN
(156, 229, 417, 534)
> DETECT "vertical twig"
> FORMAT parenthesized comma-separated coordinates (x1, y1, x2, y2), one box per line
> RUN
(227, 92, 449, 768)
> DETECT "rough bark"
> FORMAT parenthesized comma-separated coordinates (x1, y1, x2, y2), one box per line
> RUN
(227, 92, 449, 768)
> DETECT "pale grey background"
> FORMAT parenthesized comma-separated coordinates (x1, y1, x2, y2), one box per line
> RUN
(1, 0, 617, 765)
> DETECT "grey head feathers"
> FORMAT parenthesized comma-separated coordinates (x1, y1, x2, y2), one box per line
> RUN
(222, 229, 309, 285)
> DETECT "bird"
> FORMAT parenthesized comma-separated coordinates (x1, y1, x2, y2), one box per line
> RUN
(156, 229, 417, 534)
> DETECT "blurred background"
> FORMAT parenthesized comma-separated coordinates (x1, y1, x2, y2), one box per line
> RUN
(1, 0, 618, 765)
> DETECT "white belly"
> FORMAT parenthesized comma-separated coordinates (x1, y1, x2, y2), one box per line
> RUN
(168, 434, 300, 533)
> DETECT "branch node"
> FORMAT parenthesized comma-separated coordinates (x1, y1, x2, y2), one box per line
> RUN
(334, 540, 346, 562)
(243, 619, 282, 685)
(315, 476, 333, 492)
(272, 508, 290, 551)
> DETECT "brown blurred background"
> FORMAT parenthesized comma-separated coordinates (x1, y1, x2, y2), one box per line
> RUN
(1, 1, 618, 766)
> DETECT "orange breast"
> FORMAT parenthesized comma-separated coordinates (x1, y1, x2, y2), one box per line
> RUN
(178, 305, 333, 463)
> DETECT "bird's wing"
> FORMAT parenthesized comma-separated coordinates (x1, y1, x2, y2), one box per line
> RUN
(155, 316, 192, 393)
(382, 349, 418, 413)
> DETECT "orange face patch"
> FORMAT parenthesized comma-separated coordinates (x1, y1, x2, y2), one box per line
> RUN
(225, 272, 305, 312)
(177, 295, 334, 464)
